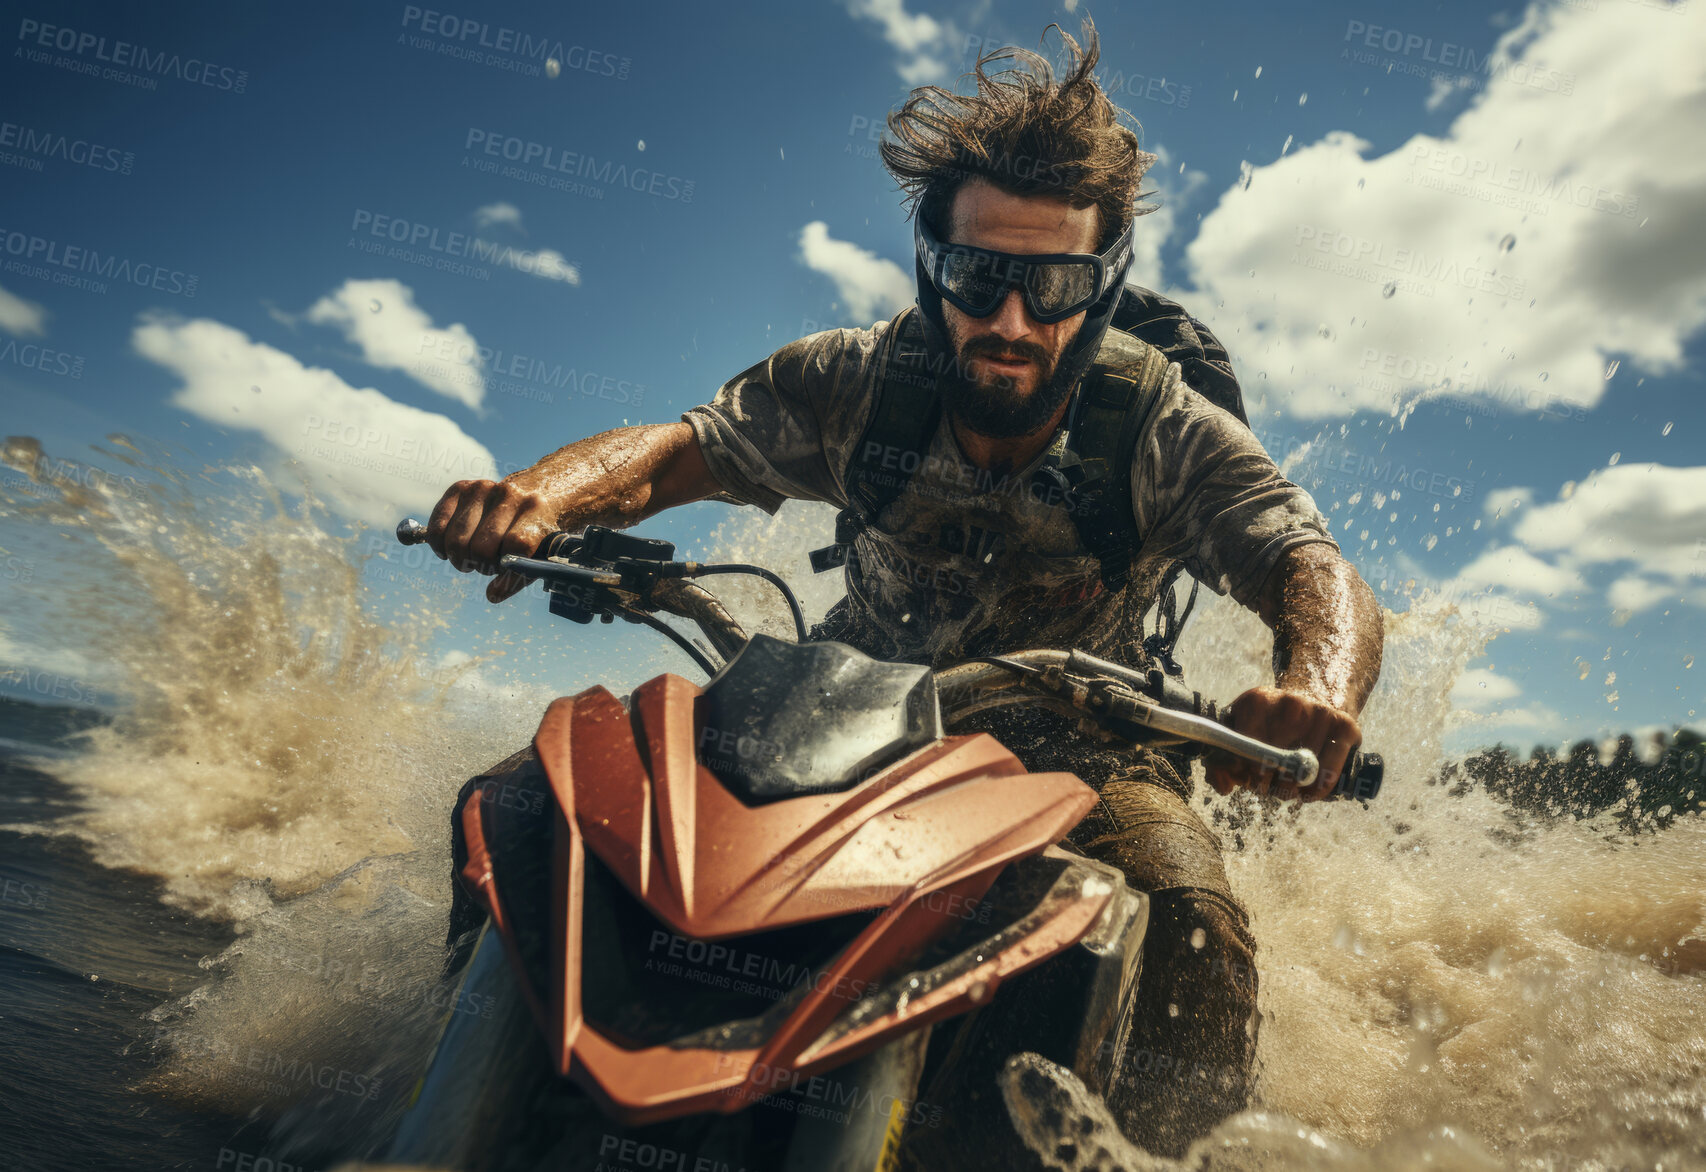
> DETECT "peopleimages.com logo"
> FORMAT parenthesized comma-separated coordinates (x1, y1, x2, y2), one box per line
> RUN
(1339, 19, 1574, 96)
(15, 17, 249, 93)
(0, 227, 198, 296)
(347, 209, 577, 284)
(0, 120, 134, 175)
(398, 6, 631, 80)
(463, 129, 694, 201)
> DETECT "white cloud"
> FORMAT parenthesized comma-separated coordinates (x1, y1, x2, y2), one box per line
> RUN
(0, 284, 46, 336)
(849, 0, 941, 52)
(519, 247, 579, 285)
(436, 648, 557, 708)
(1450, 666, 1524, 709)
(1511, 462, 1706, 580)
(472, 242, 577, 286)
(1170, 1, 1706, 419)
(305, 279, 484, 410)
(797, 221, 914, 324)
(1483, 487, 1534, 519)
(473, 202, 524, 232)
(1449, 543, 1589, 602)
(133, 314, 497, 527)
(1469, 701, 1565, 734)
(845, 0, 953, 84)
(456, 209, 580, 285)
(1124, 147, 1206, 292)
(1444, 658, 1564, 749)
(1606, 573, 1677, 615)
(1444, 462, 1706, 626)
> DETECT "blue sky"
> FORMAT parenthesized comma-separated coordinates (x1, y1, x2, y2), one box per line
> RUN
(1, 0, 1701, 753)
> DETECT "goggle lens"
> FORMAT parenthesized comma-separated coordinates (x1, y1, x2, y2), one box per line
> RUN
(939, 250, 1018, 314)
(1025, 261, 1095, 316)
(929, 240, 1105, 321)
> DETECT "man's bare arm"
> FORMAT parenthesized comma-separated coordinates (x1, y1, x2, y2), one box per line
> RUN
(425, 422, 724, 603)
(1257, 542, 1384, 713)
(1208, 543, 1385, 801)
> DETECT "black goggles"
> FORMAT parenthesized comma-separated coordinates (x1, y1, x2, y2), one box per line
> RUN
(915, 214, 1133, 325)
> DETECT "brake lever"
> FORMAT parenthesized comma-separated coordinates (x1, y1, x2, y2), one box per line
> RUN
(496, 555, 626, 624)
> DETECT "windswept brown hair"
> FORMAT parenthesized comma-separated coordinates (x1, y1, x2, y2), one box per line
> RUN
(879, 21, 1157, 249)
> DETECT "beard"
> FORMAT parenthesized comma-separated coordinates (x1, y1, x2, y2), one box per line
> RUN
(940, 331, 1078, 441)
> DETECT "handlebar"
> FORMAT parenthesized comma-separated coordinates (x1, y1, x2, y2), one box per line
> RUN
(395, 518, 1383, 801)
(1064, 650, 1383, 800)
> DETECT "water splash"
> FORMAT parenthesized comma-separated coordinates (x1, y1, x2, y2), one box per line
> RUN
(0, 438, 530, 1141)
(1, 444, 1700, 1168)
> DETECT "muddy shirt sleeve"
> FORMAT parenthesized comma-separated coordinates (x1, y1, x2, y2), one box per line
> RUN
(1132, 363, 1338, 609)
(681, 321, 891, 514)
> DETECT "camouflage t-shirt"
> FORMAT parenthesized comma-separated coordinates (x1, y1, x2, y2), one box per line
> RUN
(683, 312, 1336, 667)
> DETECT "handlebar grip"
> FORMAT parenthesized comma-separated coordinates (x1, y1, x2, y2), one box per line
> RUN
(1204, 695, 1382, 802)
(1334, 751, 1383, 801)
(394, 519, 580, 561)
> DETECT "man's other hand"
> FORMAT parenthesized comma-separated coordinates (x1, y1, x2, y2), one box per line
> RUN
(1205, 685, 1362, 802)
(426, 477, 558, 603)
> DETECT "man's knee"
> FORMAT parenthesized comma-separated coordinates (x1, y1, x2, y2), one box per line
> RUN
(1072, 769, 1235, 898)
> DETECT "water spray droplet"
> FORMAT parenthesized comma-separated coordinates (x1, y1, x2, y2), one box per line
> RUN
(1486, 947, 1508, 977)
(1298, 92, 1308, 105)
(545, 57, 561, 78)
(637, 139, 646, 152)
(1190, 928, 1206, 950)
(1661, 421, 1672, 436)
(1499, 234, 1516, 253)
(1538, 372, 1549, 382)
(1382, 282, 1397, 299)
(368, 300, 382, 313)
(1608, 451, 1621, 466)
(1604, 359, 1619, 380)
(1254, 65, 1263, 78)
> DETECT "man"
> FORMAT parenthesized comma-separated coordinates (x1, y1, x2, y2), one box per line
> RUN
(428, 24, 1382, 1158)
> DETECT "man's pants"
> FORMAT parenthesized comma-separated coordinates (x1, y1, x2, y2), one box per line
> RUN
(953, 702, 1260, 1157)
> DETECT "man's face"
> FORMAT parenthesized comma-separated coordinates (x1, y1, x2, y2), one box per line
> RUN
(939, 179, 1101, 439)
